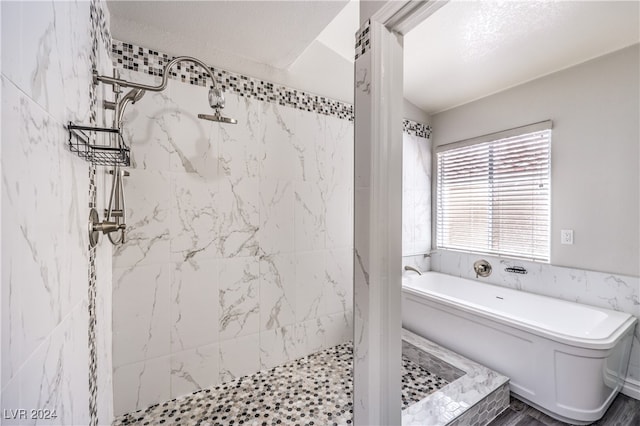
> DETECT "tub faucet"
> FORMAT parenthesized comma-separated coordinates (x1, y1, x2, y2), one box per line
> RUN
(404, 265, 422, 275)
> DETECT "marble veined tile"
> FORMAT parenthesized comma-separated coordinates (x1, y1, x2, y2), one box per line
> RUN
(113, 263, 171, 367)
(259, 104, 298, 181)
(294, 251, 326, 322)
(218, 333, 260, 383)
(170, 258, 218, 352)
(218, 257, 260, 340)
(113, 356, 171, 416)
(170, 344, 219, 399)
(170, 171, 222, 262)
(19, 301, 90, 426)
(1, 79, 85, 382)
(217, 93, 261, 180)
(259, 253, 296, 331)
(259, 324, 301, 370)
(121, 90, 174, 172)
(292, 108, 326, 184)
(294, 181, 326, 252)
(325, 183, 353, 249)
(2, 1, 92, 125)
(324, 114, 354, 190)
(325, 248, 354, 315)
(258, 180, 295, 255)
(215, 177, 260, 258)
(113, 168, 171, 268)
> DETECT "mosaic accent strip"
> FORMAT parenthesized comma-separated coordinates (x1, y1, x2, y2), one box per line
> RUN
(111, 40, 355, 121)
(111, 39, 431, 137)
(355, 19, 371, 60)
(404, 118, 433, 139)
(88, 1, 110, 425)
(113, 342, 449, 425)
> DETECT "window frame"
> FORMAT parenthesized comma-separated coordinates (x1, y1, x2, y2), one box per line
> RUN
(433, 120, 552, 262)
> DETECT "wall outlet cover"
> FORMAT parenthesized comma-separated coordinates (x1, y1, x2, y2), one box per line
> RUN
(561, 229, 574, 245)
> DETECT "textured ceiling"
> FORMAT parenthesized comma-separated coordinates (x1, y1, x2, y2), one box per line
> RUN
(107, 1, 639, 115)
(404, 0, 640, 114)
(107, 0, 349, 69)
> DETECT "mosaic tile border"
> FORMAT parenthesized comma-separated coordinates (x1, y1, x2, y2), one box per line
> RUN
(88, 1, 110, 425)
(111, 40, 431, 136)
(355, 19, 371, 61)
(112, 40, 355, 121)
(404, 118, 433, 139)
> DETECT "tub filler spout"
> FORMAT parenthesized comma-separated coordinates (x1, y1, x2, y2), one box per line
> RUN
(404, 265, 422, 275)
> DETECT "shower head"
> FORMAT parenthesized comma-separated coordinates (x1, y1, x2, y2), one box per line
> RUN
(202, 87, 237, 124)
(198, 111, 238, 124)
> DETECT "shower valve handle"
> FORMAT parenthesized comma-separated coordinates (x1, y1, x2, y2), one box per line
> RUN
(93, 221, 126, 234)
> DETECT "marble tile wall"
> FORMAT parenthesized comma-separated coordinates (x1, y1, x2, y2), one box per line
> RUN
(111, 61, 354, 415)
(402, 132, 431, 256)
(431, 249, 640, 399)
(1, 0, 114, 425)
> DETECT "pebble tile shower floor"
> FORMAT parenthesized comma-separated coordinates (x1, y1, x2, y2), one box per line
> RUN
(113, 342, 449, 426)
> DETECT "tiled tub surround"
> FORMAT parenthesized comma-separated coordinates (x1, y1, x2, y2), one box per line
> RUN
(430, 250, 640, 399)
(1, 0, 115, 424)
(111, 47, 354, 414)
(402, 132, 432, 257)
(113, 330, 507, 426)
(401, 329, 510, 426)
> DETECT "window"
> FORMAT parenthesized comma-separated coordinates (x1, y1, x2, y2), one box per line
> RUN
(436, 121, 551, 261)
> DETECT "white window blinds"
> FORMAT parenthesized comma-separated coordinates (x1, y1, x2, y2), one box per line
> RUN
(436, 122, 551, 261)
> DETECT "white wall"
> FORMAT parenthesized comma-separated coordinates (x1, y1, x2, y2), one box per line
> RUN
(359, 0, 387, 26)
(403, 99, 430, 125)
(111, 56, 354, 415)
(431, 45, 640, 277)
(1, 0, 114, 424)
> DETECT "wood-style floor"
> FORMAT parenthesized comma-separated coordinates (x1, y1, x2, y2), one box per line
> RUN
(488, 393, 640, 426)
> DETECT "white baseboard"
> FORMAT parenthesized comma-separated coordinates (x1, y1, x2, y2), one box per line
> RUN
(622, 375, 640, 400)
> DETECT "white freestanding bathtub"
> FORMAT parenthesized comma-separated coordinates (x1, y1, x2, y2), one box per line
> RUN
(402, 272, 637, 425)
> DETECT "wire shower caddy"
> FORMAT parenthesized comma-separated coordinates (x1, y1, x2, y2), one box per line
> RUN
(67, 123, 130, 167)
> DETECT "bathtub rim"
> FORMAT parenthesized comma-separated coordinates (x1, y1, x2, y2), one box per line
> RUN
(402, 272, 637, 350)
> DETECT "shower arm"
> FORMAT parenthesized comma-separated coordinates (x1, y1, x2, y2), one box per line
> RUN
(94, 56, 221, 97)
(94, 56, 227, 129)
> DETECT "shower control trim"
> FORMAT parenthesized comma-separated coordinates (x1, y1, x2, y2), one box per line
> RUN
(88, 208, 127, 248)
(473, 259, 492, 278)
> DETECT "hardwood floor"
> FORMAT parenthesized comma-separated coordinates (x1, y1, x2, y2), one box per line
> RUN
(489, 393, 640, 426)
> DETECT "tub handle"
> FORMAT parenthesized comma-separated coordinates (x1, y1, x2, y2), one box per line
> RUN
(474, 260, 492, 278)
